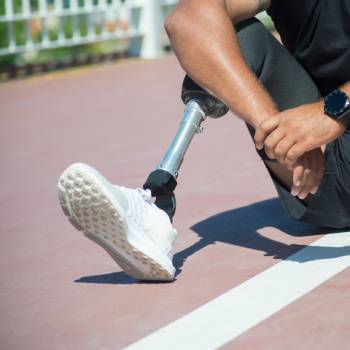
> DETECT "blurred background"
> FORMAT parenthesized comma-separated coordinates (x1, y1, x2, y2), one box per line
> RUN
(0, 0, 273, 81)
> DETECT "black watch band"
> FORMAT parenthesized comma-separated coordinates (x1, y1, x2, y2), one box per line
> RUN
(324, 89, 350, 129)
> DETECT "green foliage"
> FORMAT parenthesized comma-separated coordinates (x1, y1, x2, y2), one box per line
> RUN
(0, 6, 121, 69)
(0, 0, 27, 67)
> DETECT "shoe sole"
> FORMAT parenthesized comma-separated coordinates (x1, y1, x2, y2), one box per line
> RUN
(58, 163, 175, 281)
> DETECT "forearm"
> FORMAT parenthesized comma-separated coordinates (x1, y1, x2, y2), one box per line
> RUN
(255, 81, 350, 166)
(165, 0, 277, 128)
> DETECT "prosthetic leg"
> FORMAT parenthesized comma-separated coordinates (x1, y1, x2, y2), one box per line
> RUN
(143, 75, 228, 221)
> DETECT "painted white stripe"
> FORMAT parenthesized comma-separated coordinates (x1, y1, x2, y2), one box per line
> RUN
(124, 231, 350, 350)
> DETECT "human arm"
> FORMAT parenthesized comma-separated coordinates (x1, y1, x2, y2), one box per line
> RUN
(254, 83, 350, 199)
(165, 0, 328, 200)
(255, 82, 350, 168)
(164, 0, 276, 128)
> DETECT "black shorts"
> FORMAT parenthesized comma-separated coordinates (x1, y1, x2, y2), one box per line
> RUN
(236, 18, 350, 229)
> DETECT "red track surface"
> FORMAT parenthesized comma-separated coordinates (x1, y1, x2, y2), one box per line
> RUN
(0, 55, 349, 349)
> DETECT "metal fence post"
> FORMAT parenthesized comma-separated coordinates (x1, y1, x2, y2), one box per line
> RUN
(5, 0, 16, 52)
(139, 0, 164, 59)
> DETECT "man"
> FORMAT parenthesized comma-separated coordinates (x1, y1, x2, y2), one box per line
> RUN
(58, 0, 350, 281)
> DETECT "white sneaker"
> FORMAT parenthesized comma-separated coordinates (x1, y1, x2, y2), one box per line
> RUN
(58, 163, 177, 281)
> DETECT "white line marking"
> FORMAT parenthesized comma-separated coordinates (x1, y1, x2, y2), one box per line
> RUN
(124, 231, 350, 350)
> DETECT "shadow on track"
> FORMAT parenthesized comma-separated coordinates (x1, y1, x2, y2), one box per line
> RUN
(174, 197, 350, 276)
(75, 197, 350, 284)
(75, 271, 136, 285)
(75, 272, 173, 285)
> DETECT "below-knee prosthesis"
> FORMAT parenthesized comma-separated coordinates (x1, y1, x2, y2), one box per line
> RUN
(143, 76, 228, 221)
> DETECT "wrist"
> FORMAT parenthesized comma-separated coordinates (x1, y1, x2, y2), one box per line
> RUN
(321, 105, 346, 140)
(250, 107, 280, 129)
(227, 93, 279, 129)
(324, 114, 346, 134)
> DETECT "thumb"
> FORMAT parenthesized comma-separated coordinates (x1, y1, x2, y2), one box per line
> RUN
(254, 116, 280, 150)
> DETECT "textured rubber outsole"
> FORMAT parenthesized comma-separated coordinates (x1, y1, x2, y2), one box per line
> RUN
(58, 163, 175, 281)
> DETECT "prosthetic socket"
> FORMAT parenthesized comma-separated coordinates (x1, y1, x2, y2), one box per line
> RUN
(143, 76, 228, 221)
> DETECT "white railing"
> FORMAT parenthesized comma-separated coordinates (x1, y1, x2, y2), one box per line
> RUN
(0, 0, 178, 58)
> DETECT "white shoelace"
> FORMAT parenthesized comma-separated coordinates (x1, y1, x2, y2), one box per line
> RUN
(119, 186, 175, 258)
(136, 188, 152, 204)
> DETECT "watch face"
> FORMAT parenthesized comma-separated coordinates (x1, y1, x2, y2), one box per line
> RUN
(325, 90, 348, 116)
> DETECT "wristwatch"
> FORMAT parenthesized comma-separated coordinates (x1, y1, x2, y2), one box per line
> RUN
(324, 89, 350, 129)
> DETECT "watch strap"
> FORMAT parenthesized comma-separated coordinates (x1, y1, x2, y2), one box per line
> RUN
(324, 89, 350, 129)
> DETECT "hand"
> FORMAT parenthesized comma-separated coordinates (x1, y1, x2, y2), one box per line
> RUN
(254, 102, 345, 168)
(290, 147, 325, 200)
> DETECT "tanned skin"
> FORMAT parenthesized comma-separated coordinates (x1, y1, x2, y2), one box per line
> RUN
(165, 0, 346, 200)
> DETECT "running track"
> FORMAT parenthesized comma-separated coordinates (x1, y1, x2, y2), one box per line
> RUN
(0, 55, 349, 350)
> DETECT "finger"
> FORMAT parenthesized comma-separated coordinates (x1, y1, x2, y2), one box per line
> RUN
(263, 130, 285, 160)
(285, 143, 307, 168)
(310, 149, 326, 194)
(274, 137, 297, 164)
(309, 151, 320, 194)
(305, 152, 319, 195)
(310, 186, 318, 195)
(298, 167, 312, 200)
(291, 164, 304, 197)
(254, 116, 280, 150)
(298, 152, 316, 199)
(291, 158, 304, 196)
(310, 186, 318, 194)
(292, 162, 304, 188)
